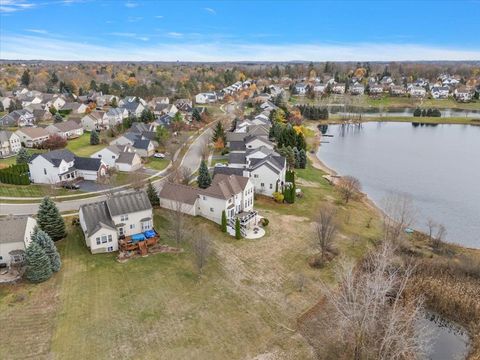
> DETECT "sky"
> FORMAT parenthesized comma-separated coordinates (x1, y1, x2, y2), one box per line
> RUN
(1, 0, 479, 61)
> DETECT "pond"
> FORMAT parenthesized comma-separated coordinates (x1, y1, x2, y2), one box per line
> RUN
(317, 122, 480, 249)
(419, 313, 470, 360)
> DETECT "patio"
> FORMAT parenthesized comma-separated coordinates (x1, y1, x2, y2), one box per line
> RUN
(228, 210, 266, 239)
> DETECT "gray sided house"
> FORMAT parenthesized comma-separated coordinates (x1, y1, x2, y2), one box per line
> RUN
(79, 191, 153, 254)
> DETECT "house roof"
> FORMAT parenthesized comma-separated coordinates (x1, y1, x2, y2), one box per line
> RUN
(74, 156, 102, 171)
(202, 174, 249, 200)
(52, 120, 82, 132)
(159, 182, 200, 205)
(116, 152, 137, 165)
(226, 132, 247, 142)
(212, 166, 244, 177)
(0, 216, 33, 244)
(133, 139, 151, 150)
(16, 127, 49, 139)
(30, 149, 75, 166)
(229, 141, 246, 152)
(229, 152, 246, 164)
(249, 154, 285, 175)
(0, 130, 14, 143)
(105, 190, 152, 216)
(79, 201, 116, 237)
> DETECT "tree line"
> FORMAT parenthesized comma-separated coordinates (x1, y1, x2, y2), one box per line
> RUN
(297, 105, 329, 120)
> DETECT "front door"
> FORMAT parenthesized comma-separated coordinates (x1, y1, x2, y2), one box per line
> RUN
(119, 227, 124, 237)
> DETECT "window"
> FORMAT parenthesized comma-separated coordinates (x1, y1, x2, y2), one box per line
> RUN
(130, 224, 135, 229)
(254, 174, 259, 178)
(108, 235, 113, 242)
(269, 183, 273, 189)
(98, 154, 102, 158)
(112, 155, 115, 159)
(44, 168, 47, 175)
(102, 235, 107, 243)
(261, 183, 265, 187)
(121, 214, 129, 221)
(210, 207, 214, 212)
(96, 237, 101, 245)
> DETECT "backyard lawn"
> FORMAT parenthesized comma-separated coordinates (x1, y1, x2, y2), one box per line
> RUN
(0, 183, 78, 198)
(144, 157, 170, 171)
(66, 133, 104, 157)
(0, 163, 383, 359)
(0, 149, 45, 169)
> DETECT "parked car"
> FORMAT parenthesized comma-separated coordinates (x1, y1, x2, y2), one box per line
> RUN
(62, 183, 80, 190)
(153, 153, 165, 159)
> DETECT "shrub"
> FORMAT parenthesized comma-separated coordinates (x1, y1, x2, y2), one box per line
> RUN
(261, 218, 269, 227)
(272, 192, 284, 203)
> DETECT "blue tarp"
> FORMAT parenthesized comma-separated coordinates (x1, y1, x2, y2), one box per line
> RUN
(144, 230, 156, 238)
(131, 233, 146, 243)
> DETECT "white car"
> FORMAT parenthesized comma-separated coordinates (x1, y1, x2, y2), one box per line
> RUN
(154, 153, 165, 159)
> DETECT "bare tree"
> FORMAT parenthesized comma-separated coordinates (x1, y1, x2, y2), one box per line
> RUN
(381, 193, 416, 246)
(191, 228, 211, 275)
(315, 205, 337, 261)
(432, 224, 447, 250)
(426, 218, 436, 242)
(300, 243, 430, 359)
(337, 176, 361, 204)
(201, 141, 210, 161)
(167, 195, 189, 247)
(168, 164, 191, 185)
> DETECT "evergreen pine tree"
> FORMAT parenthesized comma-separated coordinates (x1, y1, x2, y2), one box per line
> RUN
(34, 229, 61, 272)
(296, 132, 307, 151)
(54, 113, 63, 123)
(293, 147, 300, 168)
(37, 197, 66, 241)
(90, 130, 100, 145)
(25, 242, 53, 283)
(146, 180, 160, 206)
(235, 218, 241, 240)
(21, 69, 31, 87)
(299, 149, 307, 169)
(16, 148, 30, 164)
(192, 108, 202, 122)
(197, 160, 212, 189)
(211, 122, 226, 144)
(221, 210, 227, 232)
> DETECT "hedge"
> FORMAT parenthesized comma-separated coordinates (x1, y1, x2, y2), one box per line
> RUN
(0, 163, 30, 185)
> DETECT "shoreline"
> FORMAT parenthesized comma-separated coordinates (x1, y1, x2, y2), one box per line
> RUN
(306, 121, 479, 252)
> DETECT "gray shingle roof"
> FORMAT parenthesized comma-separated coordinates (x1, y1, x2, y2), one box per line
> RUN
(229, 152, 246, 165)
(74, 156, 102, 171)
(0, 216, 32, 244)
(106, 190, 152, 217)
(229, 141, 246, 152)
(202, 174, 249, 200)
(159, 182, 200, 205)
(79, 201, 116, 237)
(31, 149, 75, 166)
(133, 139, 151, 150)
(116, 152, 137, 165)
(213, 166, 244, 177)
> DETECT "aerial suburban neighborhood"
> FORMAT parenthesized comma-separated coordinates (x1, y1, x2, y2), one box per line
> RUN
(1, 1, 480, 360)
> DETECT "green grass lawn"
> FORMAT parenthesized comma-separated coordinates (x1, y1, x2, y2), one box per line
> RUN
(211, 158, 228, 167)
(0, 162, 383, 359)
(0, 149, 45, 169)
(66, 133, 104, 157)
(0, 183, 78, 198)
(144, 157, 170, 171)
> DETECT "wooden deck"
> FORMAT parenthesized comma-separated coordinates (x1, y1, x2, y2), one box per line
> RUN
(119, 230, 160, 255)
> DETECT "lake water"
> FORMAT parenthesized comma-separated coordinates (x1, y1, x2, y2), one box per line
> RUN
(317, 122, 480, 249)
(420, 313, 470, 360)
(327, 106, 480, 119)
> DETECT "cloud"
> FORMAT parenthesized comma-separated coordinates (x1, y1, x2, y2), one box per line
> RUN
(124, 1, 138, 8)
(25, 29, 48, 34)
(154, 15, 163, 19)
(204, 7, 216, 14)
(0, 0, 35, 13)
(1, 33, 480, 62)
(166, 32, 183, 38)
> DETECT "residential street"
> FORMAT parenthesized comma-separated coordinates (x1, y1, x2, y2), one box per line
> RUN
(0, 125, 215, 216)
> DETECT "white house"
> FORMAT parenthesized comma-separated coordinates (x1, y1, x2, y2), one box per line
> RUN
(110, 132, 156, 158)
(105, 108, 128, 127)
(409, 86, 427, 98)
(61, 102, 88, 114)
(160, 174, 256, 235)
(79, 191, 153, 254)
(332, 83, 346, 94)
(369, 84, 384, 95)
(454, 87, 473, 102)
(313, 82, 326, 93)
(46, 120, 84, 139)
(294, 83, 307, 95)
(350, 84, 365, 95)
(195, 92, 217, 104)
(15, 127, 50, 147)
(120, 100, 145, 117)
(0, 216, 37, 267)
(81, 111, 108, 131)
(0, 109, 35, 127)
(29, 149, 107, 184)
(91, 144, 142, 172)
(431, 86, 449, 99)
(0, 96, 12, 110)
(0, 130, 21, 157)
